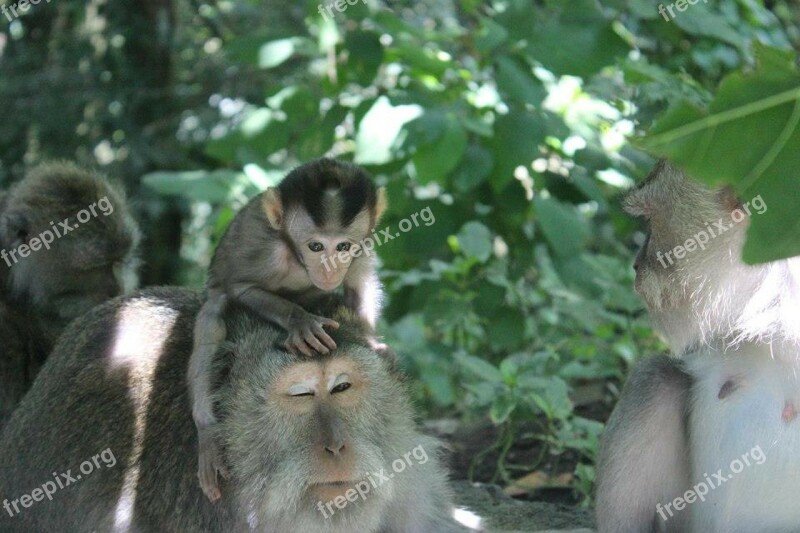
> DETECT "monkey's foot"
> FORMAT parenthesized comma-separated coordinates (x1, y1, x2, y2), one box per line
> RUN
(197, 430, 230, 502)
(370, 340, 397, 363)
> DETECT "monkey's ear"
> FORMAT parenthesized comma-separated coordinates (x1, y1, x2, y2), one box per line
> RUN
(718, 186, 741, 212)
(374, 187, 388, 225)
(0, 211, 29, 248)
(261, 188, 283, 230)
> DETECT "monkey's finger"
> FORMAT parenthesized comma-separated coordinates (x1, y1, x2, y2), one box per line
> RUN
(293, 338, 314, 357)
(304, 331, 330, 354)
(314, 327, 338, 351)
(320, 318, 340, 330)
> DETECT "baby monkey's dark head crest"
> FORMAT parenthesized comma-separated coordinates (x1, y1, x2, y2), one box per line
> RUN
(278, 158, 383, 228)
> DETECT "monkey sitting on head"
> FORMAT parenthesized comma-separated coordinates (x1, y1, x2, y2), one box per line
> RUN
(189, 158, 388, 501)
(596, 160, 800, 532)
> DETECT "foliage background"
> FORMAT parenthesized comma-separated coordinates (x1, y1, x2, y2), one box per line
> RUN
(1, 0, 798, 505)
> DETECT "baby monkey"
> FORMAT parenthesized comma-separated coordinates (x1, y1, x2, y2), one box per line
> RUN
(189, 158, 387, 501)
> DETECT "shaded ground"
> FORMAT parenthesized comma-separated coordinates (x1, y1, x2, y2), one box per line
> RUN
(453, 481, 594, 532)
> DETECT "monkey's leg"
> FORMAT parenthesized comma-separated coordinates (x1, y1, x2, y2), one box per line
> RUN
(230, 283, 339, 357)
(344, 272, 381, 328)
(343, 283, 396, 363)
(188, 289, 230, 502)
(595, 355, 692, 533)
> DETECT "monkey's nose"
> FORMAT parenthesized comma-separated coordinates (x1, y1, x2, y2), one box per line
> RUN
(324, 441, 345, 456)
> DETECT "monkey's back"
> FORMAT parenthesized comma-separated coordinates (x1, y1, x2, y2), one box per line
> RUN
(0, 287, 243, 532)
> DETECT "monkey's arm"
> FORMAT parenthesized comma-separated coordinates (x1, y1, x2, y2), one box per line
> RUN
(595, 354, 692, 533)
(229, 283, 339, 356)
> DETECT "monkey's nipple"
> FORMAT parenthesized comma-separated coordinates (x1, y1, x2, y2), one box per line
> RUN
(717, 379, 738, 400)
(782, 401, 797, 424)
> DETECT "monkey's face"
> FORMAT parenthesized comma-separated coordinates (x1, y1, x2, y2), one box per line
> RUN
(0, 196, 140, 329)
(285, 207, 373, 292)
(271, 357, 366, 497)
(223, 340, 403, 530)
(624, 161, 757, 351)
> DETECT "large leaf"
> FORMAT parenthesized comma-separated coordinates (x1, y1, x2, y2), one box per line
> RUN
(355, 97, 423, 165)
(641, 45, 800, 263)
(498, 0, 629, 78)
(411, 114, 467, 184)
(143, 170, 249, 203)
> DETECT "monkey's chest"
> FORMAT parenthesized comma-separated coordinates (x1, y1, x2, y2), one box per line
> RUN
(685, 351, 800, 531)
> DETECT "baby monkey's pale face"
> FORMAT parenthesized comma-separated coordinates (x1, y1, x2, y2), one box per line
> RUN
(286, 207, 374, 292)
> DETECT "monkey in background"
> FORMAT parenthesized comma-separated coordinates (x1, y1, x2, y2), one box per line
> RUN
(0, 162, 140, 428)
(189, 158, 387, 501)
(0, 287, 470, 533)
(596, 160, 800, 532)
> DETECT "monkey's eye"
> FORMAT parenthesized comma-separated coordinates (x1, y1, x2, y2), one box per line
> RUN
(288, 384, 315, 397)
(336, 242, 351, 252)
(331, 382, 351, 394)
(308, 242, 324, 253)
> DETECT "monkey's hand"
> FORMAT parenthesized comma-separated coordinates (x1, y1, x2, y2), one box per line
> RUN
(285, 313, 340, 356)
(197, 426, 230, 503)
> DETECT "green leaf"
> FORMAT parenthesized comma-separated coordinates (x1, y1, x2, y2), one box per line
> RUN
(420, 367, 456, 407)
(344, 30, 384, 85)
(457, 353, 503, 383)
(474, 17, 509, 55)
(488, 110, 550, 191)
(296, 105, 348, 161)
(641, 45, 800, 263)
(507, 0, 629, 78)
(257, 37, 311, 69)
(487, 308, 527, 352)
(534, 196, 590, 258)
(453, 144, 494, 192)
(671, 5, 744, 49)
(205, 107, 291, 164)
(490, 394, 517, 424)
(355, 97, 423, 165)
(412, 115, 467, 184)
(456, 221, 493, 262)
(494, 55, 546, 107)
(142, 170, 247, 203)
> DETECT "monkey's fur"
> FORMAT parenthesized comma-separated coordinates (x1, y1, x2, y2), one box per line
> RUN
(0, 162, 140, 428)
(0, 287, 467, 532)
(596, 160, 800, 532)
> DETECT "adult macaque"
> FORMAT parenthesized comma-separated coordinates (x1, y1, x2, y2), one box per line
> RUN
(596, 160, 800, 532)
(189, 158, 387, 500)
(0, 288, 469, 533)
(0, 162, 140, 427)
